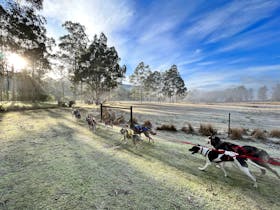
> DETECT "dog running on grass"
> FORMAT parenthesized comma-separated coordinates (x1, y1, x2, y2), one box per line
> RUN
(72, 109, 81, 119)
(189, 144, 258, 188)
(120, 127, 142, 146)
(86, 114, 97, 132)
(130, 123, 156, 143)
(209, 135, 280, 179)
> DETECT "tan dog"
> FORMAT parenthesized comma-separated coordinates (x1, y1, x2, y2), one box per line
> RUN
(120, 127, 142, 146)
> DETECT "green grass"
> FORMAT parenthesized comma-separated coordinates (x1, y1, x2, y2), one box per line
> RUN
(0, 109, 280, 209)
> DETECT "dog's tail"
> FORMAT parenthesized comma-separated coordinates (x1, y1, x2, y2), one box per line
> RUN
(268, 157, 280, 166)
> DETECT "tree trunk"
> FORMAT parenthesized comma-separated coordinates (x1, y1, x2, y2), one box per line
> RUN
(73, 84, 77, 100)
(6, 71, 9, 101)
(0, 74, 3, 101)
(80, 82, 83, 100)
(32, 59, 35, 102)
(62, 81, 65, 101)
(12, 66, 15, 101)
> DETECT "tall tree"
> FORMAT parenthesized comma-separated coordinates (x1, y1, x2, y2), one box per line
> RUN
(129, 62, 151, 102)
(77, 33, 126, 102)
(144, 70, 162, 101)
(258, 85, 268, 101)
(58, 21, 89, 99)
(1, 0, 54, 101)
(162, 65, 187, 102)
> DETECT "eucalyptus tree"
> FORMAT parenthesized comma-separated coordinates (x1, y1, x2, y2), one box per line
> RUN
(144, 70, 162, 101)
(77, 33, 126, 102)
(129, 62, 151, 102)
(162, 65, 187, 102)
(1, 0, 54, 101)
(58, 21, 89, 99)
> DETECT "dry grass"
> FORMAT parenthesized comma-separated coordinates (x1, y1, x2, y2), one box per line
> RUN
(1, 108, 280, 209)
(198, 124, 217, 136)
(270, 129, 280, 138)
(230, 128, 244, 140)
(0, 101, 58, 112)
(181, 123, 195, 134)
(113, 115, 125, 125)
(251, 129, 266, 140)
(156, 124, 177, 131)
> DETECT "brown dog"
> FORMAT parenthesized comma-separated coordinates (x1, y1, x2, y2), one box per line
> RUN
(86, 114, 97, 132)
(120, 127, 142, 146)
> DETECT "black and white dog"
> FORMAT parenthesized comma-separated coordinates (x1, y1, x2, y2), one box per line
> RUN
(209, 135, 280, 179)
(189, 145, 258, 188)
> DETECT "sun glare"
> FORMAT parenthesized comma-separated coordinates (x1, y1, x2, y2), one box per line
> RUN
(7, 53, 28, 71)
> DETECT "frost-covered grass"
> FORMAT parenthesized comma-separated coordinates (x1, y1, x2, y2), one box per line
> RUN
(0, 101, 58, 112)
(0, 106, 280, 209)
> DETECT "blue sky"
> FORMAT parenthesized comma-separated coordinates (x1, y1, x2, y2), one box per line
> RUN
(42, 0, 280, 90)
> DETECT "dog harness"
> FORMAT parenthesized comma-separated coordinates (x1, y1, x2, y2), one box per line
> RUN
(133, 125, 149, 132)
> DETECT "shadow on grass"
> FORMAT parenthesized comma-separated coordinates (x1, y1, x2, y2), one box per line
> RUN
(2, 109, 279, 209)
(0, 121, 202, 210)
(92, 125, 280, 206)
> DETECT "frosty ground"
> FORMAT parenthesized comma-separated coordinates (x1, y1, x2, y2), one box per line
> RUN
(0, 102, 280, 209)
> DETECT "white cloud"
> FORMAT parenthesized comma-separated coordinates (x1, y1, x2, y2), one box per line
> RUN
(185, 0, 280, 43)
(42, 0, 134, 39)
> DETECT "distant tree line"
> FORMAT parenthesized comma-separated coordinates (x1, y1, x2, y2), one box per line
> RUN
(186, 84, 280, 103)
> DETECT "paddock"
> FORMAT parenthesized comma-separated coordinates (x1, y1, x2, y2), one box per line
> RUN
(0, 102, 280, 209)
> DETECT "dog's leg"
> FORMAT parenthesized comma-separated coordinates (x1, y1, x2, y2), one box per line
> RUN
(234, 158, 257, 188)
(150, 135, 154, 144)
(199, 159, 211, 171)
(248, 160, 266, 176)
(218, 162, 228, 177)
(262, 163, 280, 179)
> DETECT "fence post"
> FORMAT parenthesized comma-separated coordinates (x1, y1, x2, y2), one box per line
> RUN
(228, 113, 231, 137)
(100, 103, 103, 122)
(130, 106, 133, 128)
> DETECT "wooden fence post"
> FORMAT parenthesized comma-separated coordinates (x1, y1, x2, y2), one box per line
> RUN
(228, 113, 231, 137)
(100, 103, 103, 122)
(130, 106, 133, 128)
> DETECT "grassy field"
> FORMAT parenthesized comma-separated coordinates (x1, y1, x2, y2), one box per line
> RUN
(0, 101, 58, 112)
(0, 105, 280, 209)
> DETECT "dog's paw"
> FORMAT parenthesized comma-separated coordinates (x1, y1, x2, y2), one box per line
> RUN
(253, 183, 258, 188)
(198, 167, 205, 171)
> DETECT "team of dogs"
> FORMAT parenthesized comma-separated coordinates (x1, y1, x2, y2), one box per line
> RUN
(72, 108, 279, 188)
(72, 108, 156, 144)
(190, 135, 280, 188)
